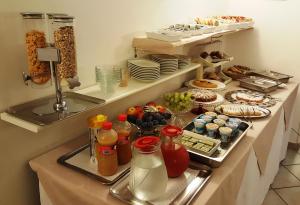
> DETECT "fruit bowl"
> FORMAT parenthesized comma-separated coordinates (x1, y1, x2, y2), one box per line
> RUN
(126, 103, 173, 135)
(163, 91, 194, 115)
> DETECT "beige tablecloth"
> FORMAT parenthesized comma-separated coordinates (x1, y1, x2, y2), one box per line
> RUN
(30, 81, 299, 205)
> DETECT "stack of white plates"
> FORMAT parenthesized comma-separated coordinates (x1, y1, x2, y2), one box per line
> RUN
(177, 55, 191, 69)
(150, 54, 178, 74)
(128, 59, 160, 82)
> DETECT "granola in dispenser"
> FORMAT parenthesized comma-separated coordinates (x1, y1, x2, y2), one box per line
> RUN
(54, 26, 77, 80)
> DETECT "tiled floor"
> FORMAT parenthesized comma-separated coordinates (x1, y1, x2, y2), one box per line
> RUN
(263, 148, 300, 205)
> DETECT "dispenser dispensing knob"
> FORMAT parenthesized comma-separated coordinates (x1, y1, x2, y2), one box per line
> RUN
(22, 72, 31, 86)
(66, 76, 81, 89)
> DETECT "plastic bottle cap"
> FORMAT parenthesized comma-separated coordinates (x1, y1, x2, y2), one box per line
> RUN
(161, 125, 183, 137)
(102, 121, 113, 130)
(88, 114, 107, 128)
(134, 136, 160, 152)
(118, 114, 127, 122)
(96, 114, 107, 122)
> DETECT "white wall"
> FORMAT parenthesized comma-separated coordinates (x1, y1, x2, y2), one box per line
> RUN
(0, 1, 227, 204)
(223, 0, 300, 142)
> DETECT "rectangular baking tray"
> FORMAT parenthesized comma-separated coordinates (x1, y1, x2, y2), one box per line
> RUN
(183, 121, 251, 168)
(110, 162, 212, 205)
(238, 76, 279, 93)
(250, 70, 293, 83)
(57, 144, 130, 185)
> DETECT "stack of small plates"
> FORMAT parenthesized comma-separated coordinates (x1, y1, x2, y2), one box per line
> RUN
(128, 59, 160, 82)
(150, 54, 178, 74)
(177, 55, 191, 69)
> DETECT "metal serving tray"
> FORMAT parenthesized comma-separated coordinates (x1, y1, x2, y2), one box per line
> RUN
(7, 92, 105, 126)
(57, 144, 130, 185)
(239, 76, 279, 93)
(250, 70, 293, 83)
(183, 121, 251, 168)
(110, 162, 212, 205)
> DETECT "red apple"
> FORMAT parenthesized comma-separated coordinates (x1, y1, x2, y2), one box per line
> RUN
(134, 105, 143, 114)
(127, 107, 137, 116)
(156, 105, 166, 113)
(146, 101, 156, 107)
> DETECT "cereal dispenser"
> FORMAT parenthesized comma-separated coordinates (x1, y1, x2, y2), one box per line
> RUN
(21, 13, 81, 113)
(11, 12, 103, 126)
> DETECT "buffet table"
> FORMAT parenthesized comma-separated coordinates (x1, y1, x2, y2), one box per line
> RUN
(29, 81, 299, 205)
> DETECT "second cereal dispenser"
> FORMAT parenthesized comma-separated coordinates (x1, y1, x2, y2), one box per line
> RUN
(50, 15, 78, 84)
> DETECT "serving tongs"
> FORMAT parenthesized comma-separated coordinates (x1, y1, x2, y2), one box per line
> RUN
(239, 107, 253, 127)
(170, 162, 212, 205)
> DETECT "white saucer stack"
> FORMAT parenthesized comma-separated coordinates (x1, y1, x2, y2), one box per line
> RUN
(150, 54, 178, 74)
(128, 59, 160, 82)
(177, 55, 191, 69)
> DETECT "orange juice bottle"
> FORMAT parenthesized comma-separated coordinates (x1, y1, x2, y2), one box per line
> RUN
(114, 114, 132, 140)
(96, 121, 118, 147)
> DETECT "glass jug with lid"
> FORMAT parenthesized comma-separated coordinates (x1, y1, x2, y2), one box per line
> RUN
(129, 136, 168, 201)
(160, 125, 190, 177)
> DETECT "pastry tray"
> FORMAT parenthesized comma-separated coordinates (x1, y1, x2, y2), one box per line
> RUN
(194, 53, 234, 68)
(224, 89, 277, 107)
(183, 121, 251, 167)
(250, 70, 293, 83)
(110, 162, 212, 205)
(57, 144, 130, 185)
(238, 76, 279, 93)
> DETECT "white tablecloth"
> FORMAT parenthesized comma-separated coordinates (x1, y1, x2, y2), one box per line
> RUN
(237, 108, 286, 205)
(38, 107, 289, 205)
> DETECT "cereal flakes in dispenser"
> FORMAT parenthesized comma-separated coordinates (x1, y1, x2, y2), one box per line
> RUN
(21, 12, 51, 85)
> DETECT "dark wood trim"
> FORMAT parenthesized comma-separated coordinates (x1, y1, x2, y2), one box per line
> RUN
(288, 142, 300, 150)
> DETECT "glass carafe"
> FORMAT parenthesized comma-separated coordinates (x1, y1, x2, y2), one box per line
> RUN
(129, 136, 168, 201)
(160, 125, 189, 178)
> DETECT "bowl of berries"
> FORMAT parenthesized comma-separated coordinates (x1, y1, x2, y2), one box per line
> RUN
(126, 102, 172, 135)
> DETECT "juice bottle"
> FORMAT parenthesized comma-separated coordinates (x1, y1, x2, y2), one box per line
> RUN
(96, 121, 118, 147)
(97, 146, 118, 176)
(87, 114, 107, 163)
(160, 125, 190, 178)
(116, 136, 132, 165)
(114, 114, 132, 140)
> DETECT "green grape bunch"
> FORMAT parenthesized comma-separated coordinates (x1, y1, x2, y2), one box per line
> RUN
(164, 91, 194, 113)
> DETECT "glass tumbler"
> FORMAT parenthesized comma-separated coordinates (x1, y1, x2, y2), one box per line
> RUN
(95, 65, 118, 95)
